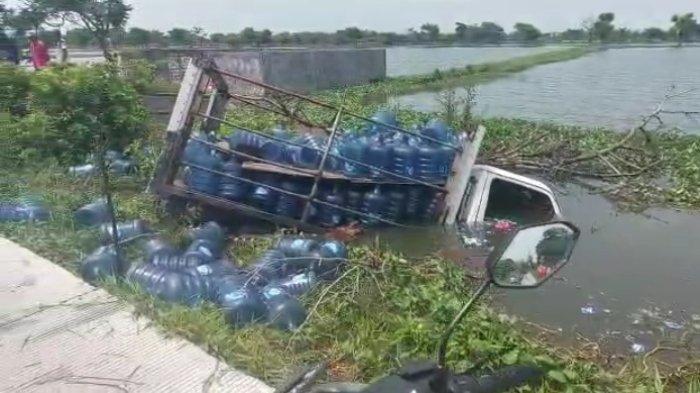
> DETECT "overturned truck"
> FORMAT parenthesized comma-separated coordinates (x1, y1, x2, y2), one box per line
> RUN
(151, 57, 561, 232)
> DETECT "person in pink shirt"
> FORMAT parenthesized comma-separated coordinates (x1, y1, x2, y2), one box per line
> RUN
(28, 34, 50, 70)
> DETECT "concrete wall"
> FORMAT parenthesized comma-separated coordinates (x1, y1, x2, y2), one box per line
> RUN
(260, 48, 386, 92)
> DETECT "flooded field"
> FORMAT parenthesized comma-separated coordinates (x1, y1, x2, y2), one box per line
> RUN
(386, 45, 565, 77)
(392, 47, 700, 134)
(370, 184, 700, 354)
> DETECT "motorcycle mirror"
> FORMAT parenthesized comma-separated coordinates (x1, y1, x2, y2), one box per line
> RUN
(487, 221, 580, 288)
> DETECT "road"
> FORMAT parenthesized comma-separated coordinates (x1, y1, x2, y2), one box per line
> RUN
(0, 237, 273, 393)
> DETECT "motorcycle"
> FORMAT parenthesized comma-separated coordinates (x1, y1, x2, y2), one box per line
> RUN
(276, 220, 581, 393)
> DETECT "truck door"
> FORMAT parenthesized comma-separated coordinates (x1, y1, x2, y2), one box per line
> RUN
(466, 168, 561, 226)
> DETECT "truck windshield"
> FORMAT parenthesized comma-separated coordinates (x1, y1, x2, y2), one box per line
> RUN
(484, 179, 555, 225)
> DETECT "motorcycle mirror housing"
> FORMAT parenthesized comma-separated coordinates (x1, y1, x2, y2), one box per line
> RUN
(486, 221, 580, 289)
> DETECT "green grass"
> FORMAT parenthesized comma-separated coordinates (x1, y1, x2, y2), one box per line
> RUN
(0, 162, 698, 392)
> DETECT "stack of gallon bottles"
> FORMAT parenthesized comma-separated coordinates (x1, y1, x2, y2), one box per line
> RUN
(181, 111, 457, 227)
(81, 222, 348, 331)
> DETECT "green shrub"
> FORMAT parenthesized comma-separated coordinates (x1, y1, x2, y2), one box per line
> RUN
(0, 64, 31, 114)
(0, 112, 57, 165)
(28, 64, 149, 162)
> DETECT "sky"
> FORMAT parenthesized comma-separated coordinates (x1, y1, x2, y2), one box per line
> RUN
(5, 0, 699, 33)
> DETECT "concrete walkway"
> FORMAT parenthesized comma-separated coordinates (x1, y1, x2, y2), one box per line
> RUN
(0, 237, 274, 393)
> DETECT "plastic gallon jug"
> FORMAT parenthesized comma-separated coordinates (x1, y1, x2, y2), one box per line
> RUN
(422, 191, 446, 223)
(141, 237, 177, 262)
(361, 185, 388, 226)
(366, 141, 393, 179)
(219, 286, 268, 328)
(315, 185, 346, 228)
(74, 199, 112, 227)
(99, 219, 150, 244)
(266, 296, 307, 331)
(345, 187, 365, 221)
(275, 180, 309, 219)
(250, 249, 288, 280)
(80, 246, 121, 284)
(0, 201, 50, 222)
(218, 160, 249, 201)
(228, 129, 265, 157)
(277, 272, 318, 298)
(338, 136, 369, 177)
(391, 142, 418, 178)
(405, 186, 426, 221)
(386, 188, 408, 223)
(276, 237, 320, 257)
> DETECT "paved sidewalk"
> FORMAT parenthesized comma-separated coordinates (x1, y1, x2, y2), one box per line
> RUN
(0, 237, 274, 393)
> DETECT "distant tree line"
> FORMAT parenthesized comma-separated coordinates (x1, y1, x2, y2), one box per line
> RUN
(3, 2, 700, 51)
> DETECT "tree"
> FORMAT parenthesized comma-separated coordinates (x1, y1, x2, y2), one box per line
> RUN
(420, 23, 440, 42)
(33, 0, 132, 61)
(455, 22, 468, 40)
(671, 13, 698, 46)
(209, 32, 225, 44)
(125, 26, 150, 47)
(66, 27, 93, 46)
(476, 22, 505, 43)
(559, 28, 586, 41)
(167, 28, 194, 46)
(240, 27, 257, 46)
(593, 12, 615, 42)
(512, 22, 542, 42)
(15, 1, 49, 35)
(191, 26, 206, 46)
(642, 27, 668, 41)
(259, 28, 272, 45)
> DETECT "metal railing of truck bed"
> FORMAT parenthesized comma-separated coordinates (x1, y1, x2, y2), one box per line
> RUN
(151, 56, 484, 232)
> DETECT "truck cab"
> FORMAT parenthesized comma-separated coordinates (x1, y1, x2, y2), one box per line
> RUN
(459, 165, 562, 227)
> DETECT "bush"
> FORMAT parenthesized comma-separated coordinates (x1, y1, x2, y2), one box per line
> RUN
(28, 64, 149, 162)
(0, 112, 57, 165)
(0, 64, 31, 114)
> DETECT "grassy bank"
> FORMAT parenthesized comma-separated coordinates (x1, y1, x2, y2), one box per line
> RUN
(2, 120, 699, 392)
(346, 46, 594, 99)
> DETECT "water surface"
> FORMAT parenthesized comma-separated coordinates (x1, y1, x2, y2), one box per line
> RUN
(386, 46, 565, 77)
(392, 47, 700, 134)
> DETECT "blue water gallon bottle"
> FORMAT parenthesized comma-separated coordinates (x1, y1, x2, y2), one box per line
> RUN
(391, 141, 418, 178)
(315, 184, 346, 228)
(275, 180, 309, 219)
(405, 186, 426, 221)
(366, 138, 394, 179)
(386, 188, 408, 223)
(219, 160, 250, 201)
(361, 185, 388, 226)
(338, 135, 369, 177)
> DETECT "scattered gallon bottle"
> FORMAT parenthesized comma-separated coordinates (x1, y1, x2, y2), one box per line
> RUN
(74, 198, 111, 226)
(189, 221, 226, 244)
(0, 201, 50, 222)
(99, 219, 150, 244)
(128, 263, 216, 306)
(141, 237, 177, 263)
(315, 184, 346, 228)
(151, 253, 207, 270)
(109, 159, 136, 175)
(80, 246, 121, 284)
(276, 272, 318, 298)
(361, 185, 388, 226)
(218, 160, 249, 202)
(276, 237, 320, 258)
(68, 164, 98, 178)
(219, 286, 268, 328)
(250, 249, 288, 281)
(266, 296, 307, 331)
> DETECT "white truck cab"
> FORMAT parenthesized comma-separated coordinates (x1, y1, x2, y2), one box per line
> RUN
(457, 165, 562, 227)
